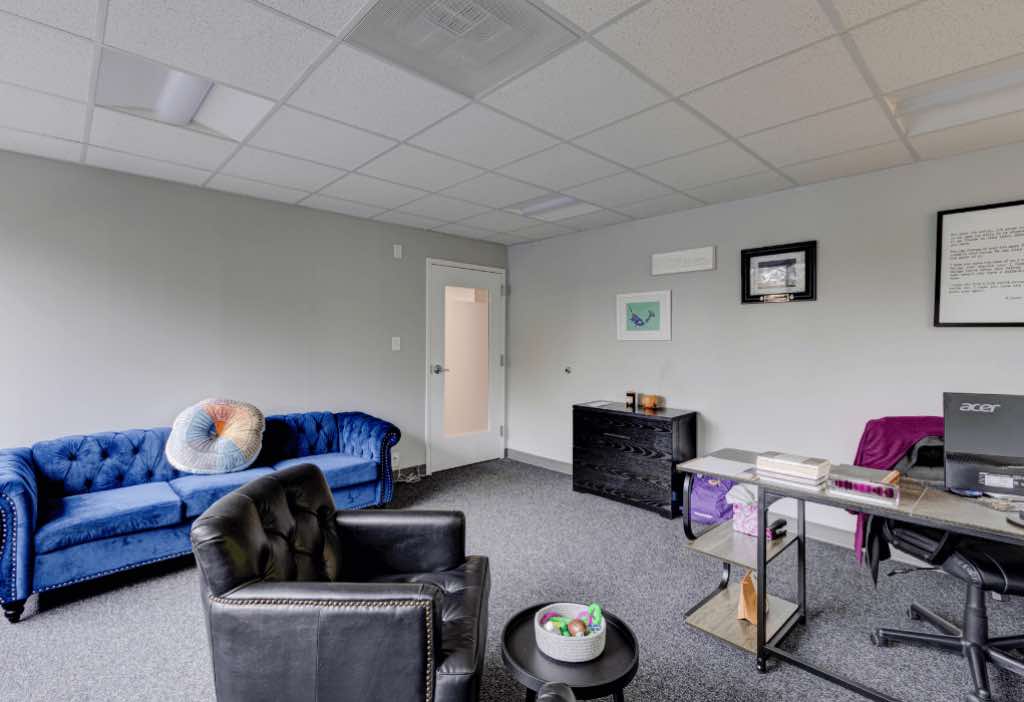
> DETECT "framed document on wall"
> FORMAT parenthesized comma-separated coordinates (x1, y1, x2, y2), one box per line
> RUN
(935, 200, 1024, 326)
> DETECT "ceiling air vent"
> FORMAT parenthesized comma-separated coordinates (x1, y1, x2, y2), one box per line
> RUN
(347, 0, 576, 97)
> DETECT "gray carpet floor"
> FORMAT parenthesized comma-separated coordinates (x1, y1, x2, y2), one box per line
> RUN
(2, 458, 1023, 701)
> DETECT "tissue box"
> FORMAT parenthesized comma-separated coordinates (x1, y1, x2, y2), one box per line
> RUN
(732, 502, 759, 536)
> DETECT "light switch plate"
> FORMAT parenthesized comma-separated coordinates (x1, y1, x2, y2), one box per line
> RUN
(392, 451, 400, 469)
(393, 244, 403, 259)
(391, 336, 401, 351)
(652, 246, 715, 275)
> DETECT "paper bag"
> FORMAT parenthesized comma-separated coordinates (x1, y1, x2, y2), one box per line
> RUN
(737, 570, 763, 624)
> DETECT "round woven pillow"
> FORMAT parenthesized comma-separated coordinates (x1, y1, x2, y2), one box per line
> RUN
(165, 398, 265, 474)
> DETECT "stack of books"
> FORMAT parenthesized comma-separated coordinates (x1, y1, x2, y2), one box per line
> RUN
(755, 452, 831, 492)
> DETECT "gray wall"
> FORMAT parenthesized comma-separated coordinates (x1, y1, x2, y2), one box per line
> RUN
(507, 142, 1024, 470)
(0, 150, 506, 467)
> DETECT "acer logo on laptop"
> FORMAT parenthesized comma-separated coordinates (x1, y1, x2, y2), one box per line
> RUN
(960, 402, 1001, 413)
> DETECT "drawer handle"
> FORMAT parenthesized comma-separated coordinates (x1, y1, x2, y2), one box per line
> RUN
(603, 432, 630, 440)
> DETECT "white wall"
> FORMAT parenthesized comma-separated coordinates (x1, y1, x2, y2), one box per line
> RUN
(507, 143, 1024, 475)
(0, 150, 505, 467)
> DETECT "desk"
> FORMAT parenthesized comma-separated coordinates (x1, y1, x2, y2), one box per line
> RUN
(678, 448, 1024, 702)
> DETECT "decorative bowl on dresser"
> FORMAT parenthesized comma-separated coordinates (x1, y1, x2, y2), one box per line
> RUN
(572, 402, 697, 518)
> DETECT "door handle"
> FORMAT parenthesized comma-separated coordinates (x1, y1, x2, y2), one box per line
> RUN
(431, 364, 450, 375)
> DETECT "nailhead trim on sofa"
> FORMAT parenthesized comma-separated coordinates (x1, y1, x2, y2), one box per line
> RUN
(1, 493, 16, 602)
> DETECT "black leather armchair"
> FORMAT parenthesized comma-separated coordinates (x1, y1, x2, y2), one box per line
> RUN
(190, 464, 490, 702)
(538, 682, 577, 701)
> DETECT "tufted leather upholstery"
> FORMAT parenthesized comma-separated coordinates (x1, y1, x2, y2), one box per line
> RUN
(191, 464, 489, 702)
(538, 683, 577, 701)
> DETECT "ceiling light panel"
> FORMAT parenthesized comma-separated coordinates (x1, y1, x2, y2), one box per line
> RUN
(573, 102, 724, 168)
(191, 86, 275, 142)
(540, 0, 646, 32)
(358, 145, 483, 191)
(0, 13, 93, 101)
(345, 0, 576, 97)
(289, 42, 469, 140)
(497, 143, 622, 190)
(0, 0, 99, 38)
(105, 0, 330, 98)
(596, 0, 832, 96)
(0, 83, 87, 141)
(483, 42, 663, 139)
(684, 38, 873, 137)
(89, 107, 236, 170)
(410, 104, 557, 169)
(0, 126, 81, 163)
(85, 146, 211, 186)
(249, 107, 395, 170)
(851, 0, 1024, 93)
(258, 0, 372, 35)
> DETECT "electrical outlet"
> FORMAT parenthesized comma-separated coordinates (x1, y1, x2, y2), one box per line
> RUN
(392, 451, 401, 469)
(391, 336, 401, 351)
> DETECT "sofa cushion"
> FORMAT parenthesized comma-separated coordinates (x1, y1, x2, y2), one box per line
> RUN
(274, 453, 377, 490)
(169, 467, 275, 518)
(35, 482, 184, 554)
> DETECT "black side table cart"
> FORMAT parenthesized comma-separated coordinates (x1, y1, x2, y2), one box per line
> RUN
(501, 605, 639, 701)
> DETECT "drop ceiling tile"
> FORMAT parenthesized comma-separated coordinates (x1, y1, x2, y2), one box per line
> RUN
(0, 127, 81, 162)
(742, 100, 899, 167)
(685, 38, 872, 136)
(564, 171, 673, 208)
(440, 173, 549, 209)
(911, 109, 1024, 160)
(375, 211, 446, 230)
(541, 0, 646, 31)
(105, 0, 330, 97)
(0, 0, 99, 37)
(0, 83, 86, 140)
(619, 192, 702, 219)
(193, 85, 275, 142)
(302, 194, 385, 218)
(256, 0, 369, 34)
(687, 171, 790, 205)
(527, 202, 600, 222)
(89, 108, 236, 170)
(483, 42, 664, 139)
(249, 107, 395, 171)
(573, 103, 724, 168)
(516, 222, 576, 239)
(321, 173, 426, 208)
(222, 146, 344, 191)
(459, 210, 537, 233)
(208, 174, 308, 203)
(596, 0, 833, 95)
(783, 141, 913, 185)
(498, 144, 622, 191)
(831, 0, 917, 28)
(851, 0, 1024, 93)
(290, 43, 469, 139)
(435, 222, 495, 239)
(638, 142, 766, 191)
(359, 146, 482, 191)
(396, 195, 490, 222)
(481, 232, 531, 245)
(86, 146, 211, 186)
(410, 105, 558, 169)
(558, 209, 631, 231)
(0, 13, 93, 100)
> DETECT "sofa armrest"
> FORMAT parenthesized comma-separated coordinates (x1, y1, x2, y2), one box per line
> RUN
(0, 448, 38, 605)
(335, 510, 465, 580)
(335, 412, 401, 503)
(208, 580, 441, 702)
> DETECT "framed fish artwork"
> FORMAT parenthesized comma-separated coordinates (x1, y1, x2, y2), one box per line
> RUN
(616, 290, 671, 340)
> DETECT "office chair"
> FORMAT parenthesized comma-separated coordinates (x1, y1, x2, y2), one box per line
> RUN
(871, 521, 1024, 702)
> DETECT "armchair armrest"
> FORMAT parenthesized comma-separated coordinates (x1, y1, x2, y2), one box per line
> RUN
(335, 510, 465, 580)
(0, 448, 37, 606)
(208, 580, 442, 702)
(539, 683, 577, 702)
(335, 412, 401, 503)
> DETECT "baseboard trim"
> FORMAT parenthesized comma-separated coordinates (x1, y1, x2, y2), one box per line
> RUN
(505, 449, 571, 475)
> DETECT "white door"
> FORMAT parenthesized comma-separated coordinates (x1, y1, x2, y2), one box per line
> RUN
(426, 260, 505, 473)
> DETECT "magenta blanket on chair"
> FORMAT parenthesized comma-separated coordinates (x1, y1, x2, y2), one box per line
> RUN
(852, 416, 944, 561)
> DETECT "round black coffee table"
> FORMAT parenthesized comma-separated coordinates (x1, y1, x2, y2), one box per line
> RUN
(501, 604, 639, 701)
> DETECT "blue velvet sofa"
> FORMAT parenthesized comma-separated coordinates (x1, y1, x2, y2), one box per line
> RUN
(0, 410, 399, 622)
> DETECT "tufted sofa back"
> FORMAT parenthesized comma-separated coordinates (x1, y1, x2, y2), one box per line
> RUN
(190, 464, 341, 597)
(257, 411, 338, 466)
(32, 428, 181, 498)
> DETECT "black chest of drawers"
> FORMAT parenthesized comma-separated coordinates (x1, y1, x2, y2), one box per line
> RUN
(572, 402, 697, 518)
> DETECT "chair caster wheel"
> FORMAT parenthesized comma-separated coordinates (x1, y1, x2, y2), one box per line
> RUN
(870, 632, 887, 647)
(966, 693, 990, 702)
(907, 606, 920, 621)
(756, 658, 768, 674)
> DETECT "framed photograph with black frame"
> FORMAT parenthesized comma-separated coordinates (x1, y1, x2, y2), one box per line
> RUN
(935, 199, 1024, 327)
(741, 241, 817, 304)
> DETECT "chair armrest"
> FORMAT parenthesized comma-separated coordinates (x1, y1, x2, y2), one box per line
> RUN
(335, 412, 401, 503)
(538, 682, 577, 702)
(335, 510, 465, 579)
(207, 580, 442, 702)
(0, 448, 37, 605)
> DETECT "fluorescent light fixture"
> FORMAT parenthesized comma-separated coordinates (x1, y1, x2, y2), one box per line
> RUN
(889, 55, 1024, 136)
(154, 70, 213, 125)
(511, 194, 578, 215)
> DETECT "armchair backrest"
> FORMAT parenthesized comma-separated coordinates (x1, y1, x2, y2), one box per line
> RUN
(190, 464, 342, 597)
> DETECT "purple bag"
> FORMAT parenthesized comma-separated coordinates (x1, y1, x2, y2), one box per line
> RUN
(690, 474, 735, 524)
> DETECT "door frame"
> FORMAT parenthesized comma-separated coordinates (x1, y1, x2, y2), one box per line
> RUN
(424, 258, 507, 475)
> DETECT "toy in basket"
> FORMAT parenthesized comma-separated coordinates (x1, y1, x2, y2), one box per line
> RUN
(534, 602, 606, 662)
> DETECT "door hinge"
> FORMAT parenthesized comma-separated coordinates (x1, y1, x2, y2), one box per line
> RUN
(500, 284, 507, 297)
(500, 353, 505, 367)
(499, 425, 504, 437)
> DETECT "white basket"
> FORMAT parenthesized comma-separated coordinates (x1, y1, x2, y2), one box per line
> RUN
(533, 603, 607, 663)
